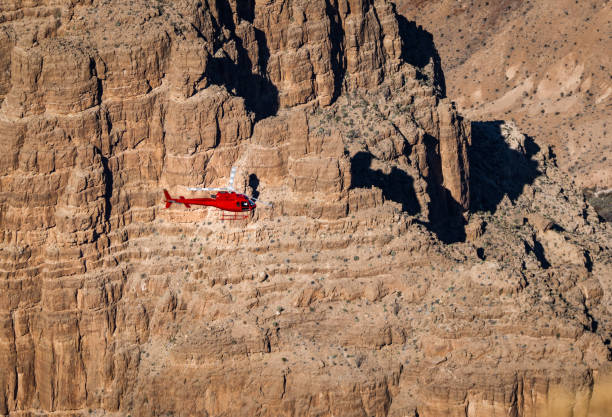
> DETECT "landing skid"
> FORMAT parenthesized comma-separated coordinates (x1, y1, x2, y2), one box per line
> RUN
(219, 211, 250, 221)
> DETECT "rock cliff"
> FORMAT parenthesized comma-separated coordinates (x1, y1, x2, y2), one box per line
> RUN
(0, 1, 610, 416)
(395, 0, 612, 192)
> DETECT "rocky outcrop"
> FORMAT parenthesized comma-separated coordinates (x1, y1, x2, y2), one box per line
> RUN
(396, 0, 612, 192)
(0, 1, 610, 416)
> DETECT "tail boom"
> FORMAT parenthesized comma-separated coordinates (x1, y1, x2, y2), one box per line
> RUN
(164, 190, 194, 208)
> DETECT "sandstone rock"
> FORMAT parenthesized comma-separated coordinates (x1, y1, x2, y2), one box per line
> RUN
(527, 213, 556, 232)
(437, 99, 470, 211)
(538, 229, 590, 269)
(465, 218, 485, 242)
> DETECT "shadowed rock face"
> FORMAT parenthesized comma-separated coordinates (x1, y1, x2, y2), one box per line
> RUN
(1, 1, 611, 416)
(469, 121, 540, 213)
(584, 188, 612, 223)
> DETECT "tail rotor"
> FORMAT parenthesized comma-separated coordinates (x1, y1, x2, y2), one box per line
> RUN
(163, 190, 172, 208)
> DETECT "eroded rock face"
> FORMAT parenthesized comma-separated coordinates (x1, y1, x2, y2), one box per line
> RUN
(0, 1, 610, 416)
(0, 0, 470, 245)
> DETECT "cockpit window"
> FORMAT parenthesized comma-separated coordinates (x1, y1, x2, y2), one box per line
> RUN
(241, 201, 249, 207)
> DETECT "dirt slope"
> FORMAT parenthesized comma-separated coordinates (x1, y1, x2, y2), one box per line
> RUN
(396, 0, 612, 190)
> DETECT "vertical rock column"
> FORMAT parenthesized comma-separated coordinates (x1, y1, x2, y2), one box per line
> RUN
(437, 99, 470, 212)
(0, 27, 13, 104)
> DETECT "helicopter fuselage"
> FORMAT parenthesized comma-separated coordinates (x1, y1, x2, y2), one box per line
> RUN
(164, 190, 256, 212)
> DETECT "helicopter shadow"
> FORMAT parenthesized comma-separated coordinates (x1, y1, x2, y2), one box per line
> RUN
(248, 173, 260, 199)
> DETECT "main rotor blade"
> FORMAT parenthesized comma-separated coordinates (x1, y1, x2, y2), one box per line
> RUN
(228, 166, 237, 191)
(249, 196, 273, 207)
(188, 187, 227, 192)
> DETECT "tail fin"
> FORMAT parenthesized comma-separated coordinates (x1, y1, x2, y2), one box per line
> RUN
(163, 190, 172, 208)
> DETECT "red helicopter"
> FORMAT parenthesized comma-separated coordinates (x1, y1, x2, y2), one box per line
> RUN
(163, 167, 271, 220)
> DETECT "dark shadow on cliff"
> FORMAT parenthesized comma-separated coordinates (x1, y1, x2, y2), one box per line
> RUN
(350, 152, 420, 215)
(202, 0, 278, 120)
(350, 151, 466, 243)
(469, 121, 541, 213)
(584, 188, 612, 222)
(205, 56, 278, 120)
(99, 153, 113, 222)
(421, 133, 467, 243)
(325, 0, 347, 102)
(524, 239, 551, 269)
(235, 0, 255, 23)
(394, 7, 446, 97)
(424, 190, 466, 244)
